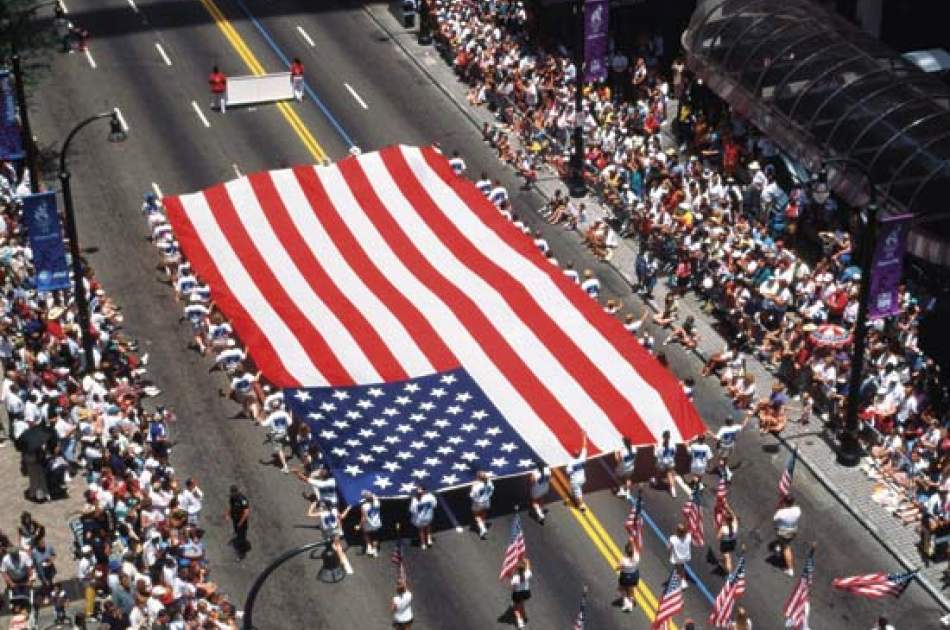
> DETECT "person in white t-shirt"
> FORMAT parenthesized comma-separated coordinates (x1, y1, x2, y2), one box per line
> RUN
(773, 495, 802, 576)
(567, 434, 588, 511)
(261, 405, 292, 473)
(448, 151, 466, 176)
(509, 558, 532, 629)
(668, 523, 692, 588)
(391, 580, 413, 629)
(178, 478, 204, 526)
(715, 416, 748, 463)
(354, 490, 383, 557)
(470, 470, 494, 539)
(652, 430, 678, 497)
(687, 434, 713, 482)
(528, 462, 551, 523)
(409, 486, 437, 550)
(614, 436, 638, 499)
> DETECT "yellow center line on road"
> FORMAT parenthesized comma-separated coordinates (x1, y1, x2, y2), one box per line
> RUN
(197, 0, 328, 163)
(550, 469, 678, 629)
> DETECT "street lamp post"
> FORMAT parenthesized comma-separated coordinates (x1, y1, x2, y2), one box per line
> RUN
(568, 0, 586, 198)
(810, 158, 878, 467)
(2, 1, 62, 193)
(59, 110, 126, 372)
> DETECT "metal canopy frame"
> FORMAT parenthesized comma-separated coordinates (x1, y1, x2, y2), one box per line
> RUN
(683, 0, 950, 227)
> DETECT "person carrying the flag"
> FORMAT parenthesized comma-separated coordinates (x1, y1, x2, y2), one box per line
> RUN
(687, 433, 713, 483)
(773, 494, 801, 576)
(715, 416, 748, 464)
(509, 558, 532, 629)
(391, 579, 413, 629)
(309, 499, 353, 575)
(528, 461, 551, 523)
(617, 539, 640, 612)
(567, 434, 589, 511)
(409, 485, 437, 550)
(470, 470, 494, 540)
(614, 436, 638, 499)
(652, 430, 679, 498)
(356, 489, 383, 558)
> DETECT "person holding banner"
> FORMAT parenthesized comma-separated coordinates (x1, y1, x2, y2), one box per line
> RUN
(209, 66, 227, 113)
(409, 485, 436, 550)
(470, 470, 494, 539)
(290, 58, 305, 102)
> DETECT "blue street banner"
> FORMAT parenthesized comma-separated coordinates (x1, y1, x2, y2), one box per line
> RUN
(584, 0, 609, 84)
(0, 70, 25, 161)
(868, 213, 912, 320)
(23, 192, 71, 292)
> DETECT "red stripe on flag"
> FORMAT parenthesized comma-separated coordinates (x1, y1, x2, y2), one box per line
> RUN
(292, 166, 459, 373)
(163, 195, 299, 386)
(202, 184, 352, 384)
(247, 172, 409, 382)
(384, 148, 655, 445)
(336, 157, 586, 455)
(419, 146, 705, 441)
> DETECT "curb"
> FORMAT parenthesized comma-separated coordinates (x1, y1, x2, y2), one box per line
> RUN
(366, 3, 949, 613)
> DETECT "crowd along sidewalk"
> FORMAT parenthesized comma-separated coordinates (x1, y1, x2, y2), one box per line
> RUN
(364, 1, 949, 612)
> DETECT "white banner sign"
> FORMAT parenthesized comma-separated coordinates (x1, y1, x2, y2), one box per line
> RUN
(226, 72, 294, 107)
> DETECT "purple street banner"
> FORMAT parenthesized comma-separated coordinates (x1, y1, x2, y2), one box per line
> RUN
(584, 0, 609, 83)
(0, 70, 25, 161)
(23, 192, 71, 293)
(868, 213, 912, 320)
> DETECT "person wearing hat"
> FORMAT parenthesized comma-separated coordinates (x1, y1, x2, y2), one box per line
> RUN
(580, 269, 601, 299)
(226, 485, 251, 559)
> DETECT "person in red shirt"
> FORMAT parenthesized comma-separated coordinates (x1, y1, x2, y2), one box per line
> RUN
(290, 57, 304, 101)
(209, 66, 227, 113)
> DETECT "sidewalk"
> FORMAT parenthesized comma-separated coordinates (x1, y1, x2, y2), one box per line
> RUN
(364, 2, 948, 611)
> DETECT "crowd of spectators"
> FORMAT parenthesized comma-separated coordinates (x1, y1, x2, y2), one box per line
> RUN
(429, 0, 949, 557)
(1, 165, 237, 628)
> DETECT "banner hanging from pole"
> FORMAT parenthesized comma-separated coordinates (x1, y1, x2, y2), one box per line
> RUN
(0, 70, 25, 161)
(584, 0, 609, 84)
(867, 213, 912, 320)
(23, 192, 71, 293)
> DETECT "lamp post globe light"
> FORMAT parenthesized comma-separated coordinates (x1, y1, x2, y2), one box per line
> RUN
(808, 157, 879, 467)
(59, 109, 127, 372)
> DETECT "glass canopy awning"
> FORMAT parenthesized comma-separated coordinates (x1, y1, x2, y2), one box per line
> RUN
(683, 0, 950, 265)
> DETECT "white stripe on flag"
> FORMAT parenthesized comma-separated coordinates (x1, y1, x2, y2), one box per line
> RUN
(268, 169, 435, 379)
(178, 191, 325, 384)
(224, 177, 381, 384)
(358, 151, 623, 452)
(315, 164, 572, 464)
(401, 146, 685, 443)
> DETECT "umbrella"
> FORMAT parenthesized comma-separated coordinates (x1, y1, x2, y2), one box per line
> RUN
(810, 323, 852, 349)
(17, 424, 57, 454)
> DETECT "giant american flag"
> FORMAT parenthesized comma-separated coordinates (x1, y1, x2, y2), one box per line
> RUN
(832, 570, 916, 599)
(163, 145, 704, 502)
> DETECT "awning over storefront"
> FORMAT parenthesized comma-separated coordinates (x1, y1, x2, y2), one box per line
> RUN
(682, 0, 950, 265)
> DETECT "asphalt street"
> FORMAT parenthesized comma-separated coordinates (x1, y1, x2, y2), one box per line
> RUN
(26, 0, 942, 627)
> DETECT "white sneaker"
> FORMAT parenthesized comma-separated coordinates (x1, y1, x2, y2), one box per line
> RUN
(281, 465, 289, 474)
(784, 568, 794, 577)
(939, 613, 950, 627)
(420, 544, 427, 551)
(680, 580, 689, 590)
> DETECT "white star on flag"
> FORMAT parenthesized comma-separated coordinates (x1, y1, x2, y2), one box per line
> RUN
(442, 474, 460, 485)
(373, 476, 392, 489)
(294, 391, 312, 402)
(456, 392, 472, 402)
(344, 465, 363, 476)
(332, 390, 350, 400)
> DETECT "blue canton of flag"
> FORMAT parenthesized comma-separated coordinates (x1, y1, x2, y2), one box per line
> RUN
(285, 368, 542, 505)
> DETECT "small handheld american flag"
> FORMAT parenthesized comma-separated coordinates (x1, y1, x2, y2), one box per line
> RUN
(499, 512, 527, 580)
(624, 490, 644, 555)
(651, 571, 684, 629)
(778, 447, 798, 503)
(713, 477, 729, 529)
(682, 484, 705, 548)
(572, 586, 588, 630)
(832, 569, 916, 599)
(708, 553, 747, 628)
(783, 546, 815, 630)
(391, 534, 407, 583)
